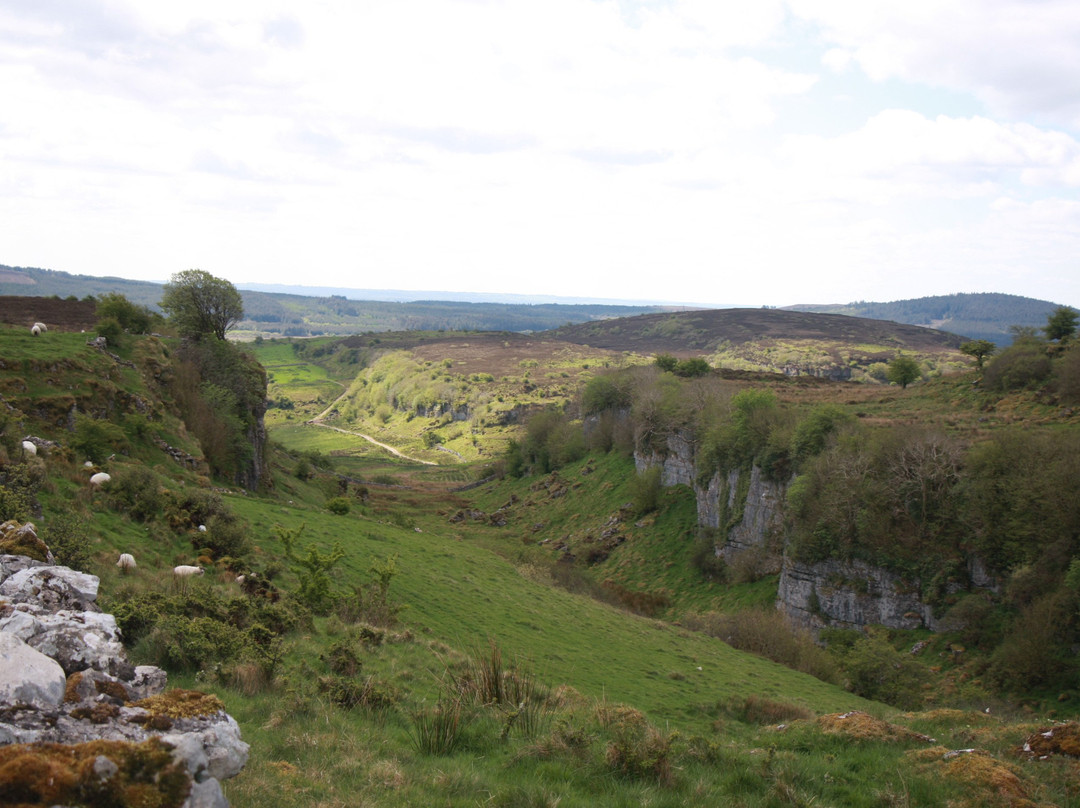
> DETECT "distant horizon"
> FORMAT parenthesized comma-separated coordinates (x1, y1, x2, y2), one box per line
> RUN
(6, 262, 1079, 312)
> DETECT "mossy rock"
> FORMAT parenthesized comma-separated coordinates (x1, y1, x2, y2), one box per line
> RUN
(129, 688, 225, 719)
(0, 520, 49, 562)
(0, 738, 190, 808)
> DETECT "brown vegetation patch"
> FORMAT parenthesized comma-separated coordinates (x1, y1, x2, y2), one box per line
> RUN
(129, 689, 225, 719)
(549, 308, 965, 356)
(0, 738, 190, 808)
(0, 296, 98, 331)
(910, 748, 1035, 808)
(1018, 722, 1080, 759)
(816, 711, 934, 743)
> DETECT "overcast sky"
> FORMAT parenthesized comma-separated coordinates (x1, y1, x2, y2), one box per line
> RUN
(2, 1, 1079, 307)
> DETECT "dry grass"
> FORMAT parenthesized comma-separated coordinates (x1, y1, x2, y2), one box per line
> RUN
(817, 711, 934, 743)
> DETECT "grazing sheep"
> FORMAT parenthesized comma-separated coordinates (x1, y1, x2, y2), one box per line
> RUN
(30, 325, 40, 336)
(32, 322, 47, 332)
(89, 472, 111, 487)
(198, 524, 207, 533)
(173, 563, 204, 592)
(21, 441, 37, 456)
(116, 553, 136, 573)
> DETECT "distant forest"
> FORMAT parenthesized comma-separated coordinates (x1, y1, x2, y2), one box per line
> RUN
(789, 293, 1067, 345)
(0, 265, 668, 336)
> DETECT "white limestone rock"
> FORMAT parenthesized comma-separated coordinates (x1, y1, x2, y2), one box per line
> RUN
(0, 631, 66, 706)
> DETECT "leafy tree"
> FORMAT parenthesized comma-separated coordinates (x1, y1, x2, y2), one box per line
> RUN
(1044, 305, 1079, 342)
(885, 355, 921, 389)
(654, 353, 678, 373)
(96, 293, 155, 334)
(959, 339, 996, 370)
(673, 357, 711, 377)
(160, 269, 244, 341)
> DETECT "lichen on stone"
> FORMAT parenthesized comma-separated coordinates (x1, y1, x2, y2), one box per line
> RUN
(129, 688, 225, 720)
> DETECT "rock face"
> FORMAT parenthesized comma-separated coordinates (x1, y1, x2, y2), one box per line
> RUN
(635, 433, 978, 633)
(636, 433, 787, 568)
(0, 537, 249, 807)
(776, 556, 941, 631)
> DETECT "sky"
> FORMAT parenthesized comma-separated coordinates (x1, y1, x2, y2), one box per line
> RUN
(2, 1, 1079, 308)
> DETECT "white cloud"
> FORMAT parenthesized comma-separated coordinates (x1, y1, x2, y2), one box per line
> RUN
(790, 0, 1080, 127)
(0, 1, 1078, 307)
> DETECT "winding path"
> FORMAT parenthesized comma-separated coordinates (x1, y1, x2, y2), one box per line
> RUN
(304, 381, 438, 466)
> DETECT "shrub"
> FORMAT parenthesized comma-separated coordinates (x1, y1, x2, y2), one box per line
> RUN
(324, 640, 361, 676)
(141, 614, 245, 672)
(71, 414, 129, 464)
(95, 316, 124, 345)
(203, 512, 251, 558)
(837, 629, 924, 708)
(682, 609, 838, 683)
(605, 720, 676, 785)
(983, 340, 1052, 392)
(104, 465, 164, 522)
(690, 534, 727, 582)
(326, 496, 351, 515)
(96, 292, 155, 334)
(0, 461, 42, 523)
(42, 514, 91, 570)
(630, 466, 662, 515)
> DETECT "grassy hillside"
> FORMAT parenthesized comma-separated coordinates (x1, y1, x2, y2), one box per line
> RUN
(787, 292, 1067, 346)
(4, 311, 1080, 807)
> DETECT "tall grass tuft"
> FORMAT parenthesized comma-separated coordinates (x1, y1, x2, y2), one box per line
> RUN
(409, 697, 471, 755)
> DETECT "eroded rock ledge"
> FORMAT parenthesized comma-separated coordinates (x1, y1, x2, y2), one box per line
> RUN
(0, 537, 248, 808)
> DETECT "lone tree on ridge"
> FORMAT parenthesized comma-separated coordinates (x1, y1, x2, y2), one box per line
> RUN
(160, 269, 244, 341)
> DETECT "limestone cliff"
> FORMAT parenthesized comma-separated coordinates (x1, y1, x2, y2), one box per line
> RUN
(635, 431, 987, 633)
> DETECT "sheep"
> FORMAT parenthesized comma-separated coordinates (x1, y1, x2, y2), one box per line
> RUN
(32, 322, 47, 332)
(173, 564, 204, 593)
(197, 524, 207, 533)
(89, 472, 111, 487)
(21, 441, 37, 456)
(116, 553, 136, 574)
(30, 325, 40, 336)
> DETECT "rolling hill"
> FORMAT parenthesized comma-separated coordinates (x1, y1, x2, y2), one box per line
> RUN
(787, 292, 1067, 346)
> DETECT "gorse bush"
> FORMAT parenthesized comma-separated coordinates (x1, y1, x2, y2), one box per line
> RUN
(983, 339, 1052, 392)
(71, 414, 129, 464)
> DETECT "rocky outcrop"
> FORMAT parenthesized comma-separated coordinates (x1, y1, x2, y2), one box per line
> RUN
(697, 465, 788, 563)
(777, 556, 941, 631)
(635, 434, 786, 567)
(635, 431, 695, 488)
(0, 536, 248, 807)
(635, 432, 973, 633)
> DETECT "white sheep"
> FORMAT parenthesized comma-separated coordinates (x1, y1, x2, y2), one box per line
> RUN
(30, 325, 40, 336)
(173, 564, 204, 592)
(89, 472, 111, 487)
(32, 322, 47, 332)
(197, 524, 207, 533)
(21, 441, 37, 456)
(116, 553, 136, 573)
